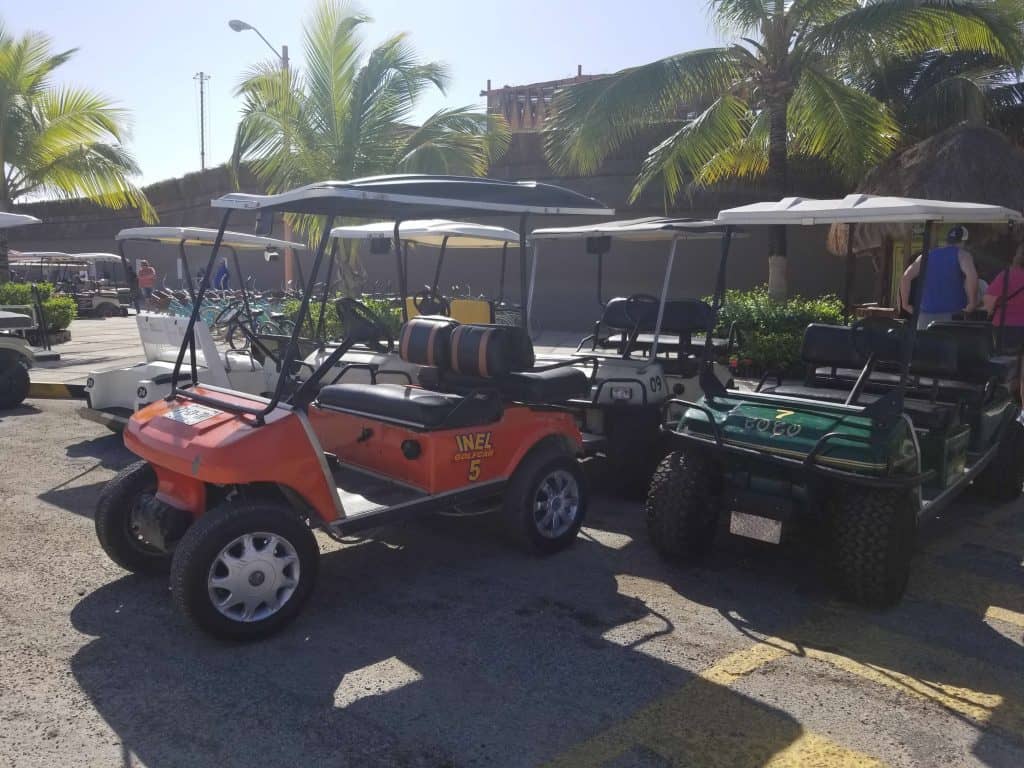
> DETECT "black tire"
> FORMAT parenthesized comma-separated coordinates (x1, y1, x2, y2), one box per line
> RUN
(170, 500, 319, 641)
(503, 445, 586, 554)
(974, 416, 1024, 502)
(95, 461, 171, 574)
(829, 486, 916, 608)
(0, 360, 30, 410)
(96, 302, 118, 318)
(645, 450, 719, 562)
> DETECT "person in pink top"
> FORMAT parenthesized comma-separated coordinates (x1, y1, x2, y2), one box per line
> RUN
(984, 243, 1024, 404)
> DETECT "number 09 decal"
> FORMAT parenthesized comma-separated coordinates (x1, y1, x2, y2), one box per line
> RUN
(454, 431, 494, 482)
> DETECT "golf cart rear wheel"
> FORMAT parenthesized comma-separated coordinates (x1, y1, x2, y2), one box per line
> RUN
(646, 451, 719, 562)
(974, 417, 1024, 502)
(504, 447, 586, 554)
(94, 461, 171, 574)
(170, 501, 319, 641)
(0, 360, 29, 410)
(828, 486, 916, 608)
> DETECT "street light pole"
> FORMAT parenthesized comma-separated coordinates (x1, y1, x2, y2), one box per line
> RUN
(229, 19, 295, 288)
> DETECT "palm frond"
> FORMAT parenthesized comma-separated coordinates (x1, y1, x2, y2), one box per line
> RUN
(709, 0, 771, 35)
(545, 47, 747, 175)
(630, 94, 752, 202)
(788, 66, 898, 180)
(393, 106, 508, 176)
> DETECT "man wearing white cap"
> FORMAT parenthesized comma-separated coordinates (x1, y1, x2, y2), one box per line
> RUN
(900, 225, 978, 329)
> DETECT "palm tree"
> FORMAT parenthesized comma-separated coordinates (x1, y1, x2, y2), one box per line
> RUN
(231, 0, 509, 292)
(851, 48, 1024, 144)
(0, 21, 155, 281)
(545, 0, 1024, 299)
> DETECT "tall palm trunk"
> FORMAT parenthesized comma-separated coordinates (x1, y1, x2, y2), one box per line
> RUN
(767, 93, 789, 301)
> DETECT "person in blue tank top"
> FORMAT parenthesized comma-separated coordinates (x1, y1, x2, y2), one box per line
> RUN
(899, 225, 978, 329)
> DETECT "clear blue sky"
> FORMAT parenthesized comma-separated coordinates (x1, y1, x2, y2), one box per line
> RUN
(6, 0, 721, 184)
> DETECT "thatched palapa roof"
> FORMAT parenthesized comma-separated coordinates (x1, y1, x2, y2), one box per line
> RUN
(827, 124, 1024, 256)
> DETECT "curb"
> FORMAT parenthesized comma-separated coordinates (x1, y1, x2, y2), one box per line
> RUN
(29, 382, 87, 400)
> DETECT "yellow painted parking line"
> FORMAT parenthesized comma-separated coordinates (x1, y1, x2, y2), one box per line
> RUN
(546, 637, 883, 768)
(28, 382, 86, 399)
(909, 562, 1024, 629)
(795, 612, 1024, 738)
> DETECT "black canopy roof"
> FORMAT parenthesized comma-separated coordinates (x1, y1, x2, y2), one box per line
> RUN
(211, 174, 614, 218)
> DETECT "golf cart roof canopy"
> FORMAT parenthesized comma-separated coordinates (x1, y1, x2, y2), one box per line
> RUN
(531, 217, 734, 242)
(716, 194, 1024, 226)
(0, 212, 40, 230)
(330, 219, 521, 248)
(116, 226, 305, 251)
(211, 174, 614, 217)
(10, 251, 71, 261)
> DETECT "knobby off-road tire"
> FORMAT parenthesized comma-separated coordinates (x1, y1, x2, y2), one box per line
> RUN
(503, 445, 587, 555)
(974, 416, 1024, 502)
(829, 486, 916, 608)
(94, 461, 171, 574)
(0, 360, 30, 410)
(646, 451, 720, 562)
(170, 501, 319, 641)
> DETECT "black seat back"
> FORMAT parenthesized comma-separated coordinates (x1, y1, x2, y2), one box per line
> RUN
(601, 297, 713, 334)
(924, 322, 994, 382)
(801, 323, 958, 378)
(448, 323, 535, 378)
(398, 316, 458, 368)
(801, 324, 864, 368)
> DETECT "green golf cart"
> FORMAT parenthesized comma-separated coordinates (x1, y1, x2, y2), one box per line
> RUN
(648, 194, 1023, 607)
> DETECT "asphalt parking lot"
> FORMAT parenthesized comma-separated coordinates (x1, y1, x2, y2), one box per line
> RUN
(1, 399, 1022, 767)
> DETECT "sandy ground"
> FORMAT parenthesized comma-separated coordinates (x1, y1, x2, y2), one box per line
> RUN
(0, 399, 1022, 767)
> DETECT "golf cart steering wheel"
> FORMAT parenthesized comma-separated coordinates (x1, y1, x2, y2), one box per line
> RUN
(624, 293, 660, 328)
(850, 317, 905, 361)
(335, 297, 394, 353)
(412, 286, 451, 317)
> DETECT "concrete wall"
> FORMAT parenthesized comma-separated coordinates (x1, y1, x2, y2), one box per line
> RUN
(7, 136, 871, 332)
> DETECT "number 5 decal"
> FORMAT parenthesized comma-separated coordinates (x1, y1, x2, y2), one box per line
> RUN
(468, 458, 481, 481)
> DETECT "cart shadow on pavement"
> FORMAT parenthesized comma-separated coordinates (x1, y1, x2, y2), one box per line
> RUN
(37, 435, 135, 519)
(0, 402, 42, 421)
(69, 506, 830, 768)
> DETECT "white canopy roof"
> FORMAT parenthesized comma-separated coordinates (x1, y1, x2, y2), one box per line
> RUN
(0, 212, 40, 230)
(717, 194, 1024, 226)
(330, 219, 520, 248)
(116, 226, 305, 251)
(532, 217, 733, 242)
(9, 251, 72, 261)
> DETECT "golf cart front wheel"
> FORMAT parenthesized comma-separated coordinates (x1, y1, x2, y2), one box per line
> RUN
(94, 461, 171, 574)
(170, 501, 319, 641)
(0, 360, 30, 410)
(828, 486, 916, 608)
(646, 451, 720, 562)
(504, 447, 587, 554)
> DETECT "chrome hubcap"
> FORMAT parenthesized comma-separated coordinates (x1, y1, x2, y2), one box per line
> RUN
(207, 533, 300, 623)
(533, 470, 580, 539)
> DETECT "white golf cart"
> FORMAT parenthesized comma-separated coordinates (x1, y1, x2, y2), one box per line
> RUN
(80, 226, 306, 430)
(68, 253, 131, 317)
(527, 217, 737, 494)
(0, 212, 42, 409)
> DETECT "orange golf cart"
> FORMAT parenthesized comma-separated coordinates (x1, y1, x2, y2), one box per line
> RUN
(93, 175, 613, 640)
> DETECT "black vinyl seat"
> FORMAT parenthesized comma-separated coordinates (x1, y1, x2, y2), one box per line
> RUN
(316, 317, 587, 428)
(317, 383, 501, 429)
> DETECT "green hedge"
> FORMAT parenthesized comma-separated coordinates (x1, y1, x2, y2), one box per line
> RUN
(282, 297, 402, 341)
(0, 282, 77, 331)
(713, 286, 845, 374)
